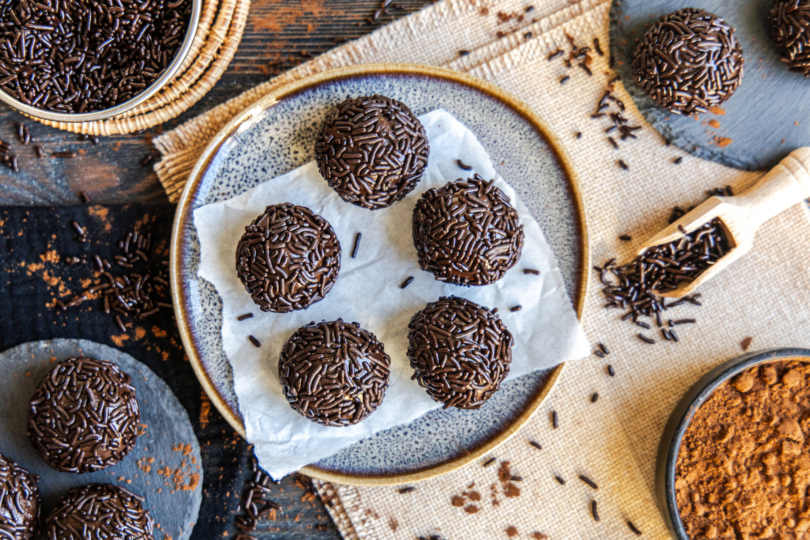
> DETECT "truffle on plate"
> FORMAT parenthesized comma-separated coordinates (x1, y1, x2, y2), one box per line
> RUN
(412, 175, 524, 286)
(407, 296, 513, 409)
(45, 484, 154, 540)
(235, 203, 341, 313)
(0, 452, 39, 540)
(769, 0, 810, 76)
(315, 95, 429, 210)
(631, 8, 744, 115)
(279, 320, 391, 426)
(28, 357, 140, 473)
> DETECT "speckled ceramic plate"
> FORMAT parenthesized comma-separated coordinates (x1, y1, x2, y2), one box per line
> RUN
(170, 64, 588, 486)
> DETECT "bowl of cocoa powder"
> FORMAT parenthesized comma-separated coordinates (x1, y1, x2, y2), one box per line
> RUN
(657, 348, 810, 540)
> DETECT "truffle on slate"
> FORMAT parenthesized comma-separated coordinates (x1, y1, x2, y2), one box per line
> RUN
(412, 175, 524, 286)
(631, 8, 744, 115)
(279, 320, 391, 426)
(769, 0, 810, 76)
(407, 296, 513, 409)
(0, 452, 39, 540)
(45, 484, 154, 540)
(235, 203, 341, 313)
(28, 356, 140, 473)
(315, 95, 429, 210)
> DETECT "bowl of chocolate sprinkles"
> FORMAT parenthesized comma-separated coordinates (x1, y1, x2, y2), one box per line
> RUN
(656, 348, 810, 540)
(407, 296, 513, 409)
(412, 175, 525, 286)
(279, 320, 391, 427)
(0, 0, 201, 122)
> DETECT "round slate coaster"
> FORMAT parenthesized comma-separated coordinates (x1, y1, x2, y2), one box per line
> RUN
(0, 339, 202, 540)
(609, 0, 810, 171)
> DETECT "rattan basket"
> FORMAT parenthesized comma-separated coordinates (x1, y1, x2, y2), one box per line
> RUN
(31, 0, 250, 135)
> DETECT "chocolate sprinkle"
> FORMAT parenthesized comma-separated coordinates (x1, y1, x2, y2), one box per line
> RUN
(770, 0, 810, 75)
(591, 393, 599, 403)
(400, 276, 414, 289)
(591, 500, 600, 522)
(315, 95, 429, 210)
(237, 313, 254, 321)
(579, 475, 598, 490)
(529, 441, 542, 450)
(483, 457, 496, 467)
(248, 335, 261, 348)
(28, 357, 140, 473)
(398, 487, 416, 494)
(235, 203, 341, 313)
(45, 484, 153, 540)
(413, 175, 524, 286)
(631, 8, 744, 115)
(351, 232, 362, 258)
(407, 296, 513, 409)
(551, 410, 558, 428)
(0, 452, 39, 539)
(607, 365, 615, 377)
(456, 159, 473, 170)
(627, 520, 643, 536)
(555, 476, 566, 485)
(279, 320, 391, 426)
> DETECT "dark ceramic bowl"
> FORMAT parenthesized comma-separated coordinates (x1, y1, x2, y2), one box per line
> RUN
(656, 347, 810, 539)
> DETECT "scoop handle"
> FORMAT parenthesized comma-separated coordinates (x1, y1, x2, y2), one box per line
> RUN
(736, 148, 810, 226)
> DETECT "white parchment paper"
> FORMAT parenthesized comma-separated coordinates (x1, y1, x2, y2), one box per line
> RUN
(194, 110, 590, 479)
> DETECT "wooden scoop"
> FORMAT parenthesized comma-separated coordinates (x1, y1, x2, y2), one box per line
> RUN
(638, 147, 810, 298)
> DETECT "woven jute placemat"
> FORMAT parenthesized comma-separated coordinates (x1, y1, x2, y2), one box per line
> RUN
(29, 0, 250, 136)
(154, 0, 810, 538)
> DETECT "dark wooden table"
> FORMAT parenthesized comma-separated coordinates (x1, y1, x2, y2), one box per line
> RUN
(0, 1, 436, 538)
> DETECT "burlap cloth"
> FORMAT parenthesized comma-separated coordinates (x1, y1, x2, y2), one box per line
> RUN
(153, 0, 810, 538)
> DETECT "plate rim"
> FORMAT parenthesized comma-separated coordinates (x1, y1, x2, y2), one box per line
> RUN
(170, 63, 589, 486)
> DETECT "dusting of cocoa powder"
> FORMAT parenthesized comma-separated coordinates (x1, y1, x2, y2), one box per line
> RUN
(676, 359, 810, 539)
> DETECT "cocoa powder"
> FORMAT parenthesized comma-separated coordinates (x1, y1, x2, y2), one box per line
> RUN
(675, 359, 810, 539)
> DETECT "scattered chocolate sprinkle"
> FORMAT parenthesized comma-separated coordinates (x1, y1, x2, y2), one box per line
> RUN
(398, 487, 416, 494)
(548, 50, 564, 61)
(627, 520, 643, 536)
(237, 313, 254, 321)
(593, 37, 604, 56)
(608, 137, 619, 149)
(524, 32, 532, 39)
(523, 268, 539, 275)
(607, 365, 615, 377)
(351, 232, 362, 258)
(598, 343, 609, 355)
(458, 50, 470, 57)
(483, 457, 496, 467)
(619, 234, 631, 241)
(579, 475, 598, 490)
(638, 333, 655, 344)
(248, 335, 261, 348)
(510, 305, 522, 312)
(456, 159, 473, 170)
(618, 159, 629, 170)
(551, 410, 558, 429)
(575, 132, 582, 139)
(579, 63, 592, 76)
(529, 441, 542, 450)
(591, 393, 599, 403)
(554, 476, 566, 485)
(591, 500, 600, 521)
(400, 276, 414, 289)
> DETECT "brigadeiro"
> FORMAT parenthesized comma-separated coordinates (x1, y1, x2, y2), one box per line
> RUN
(45, 484, 154, 540)
(235, 203, 341, 313)
(314, 95, 430, 210)
(407, 296, 513, 409)
(631, 8, 744, 115)
(769, 0, 810, 76)
(28, 357, 140, 474)
(412, 175, 524, 286)
(279, 320, 391, 426)
(0, 452, 39, 540)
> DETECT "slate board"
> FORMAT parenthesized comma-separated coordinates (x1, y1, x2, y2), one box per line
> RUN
(609, 0, 810, 171)
(0, 339, 202, 540)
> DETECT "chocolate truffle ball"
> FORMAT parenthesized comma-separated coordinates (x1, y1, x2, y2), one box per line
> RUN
(235, 203, 341, 313)
(28, 357, 140, 473)
(769, 0, 810, 76)
(412, 175, 525, 286)
(0, 452, 39, 540)
(279, 320, 391, 426)
(631, 8, 744, 115)
(45, 484, 154, 540)
(315, 95, 429, 210)
(407, 296, 513, 409)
